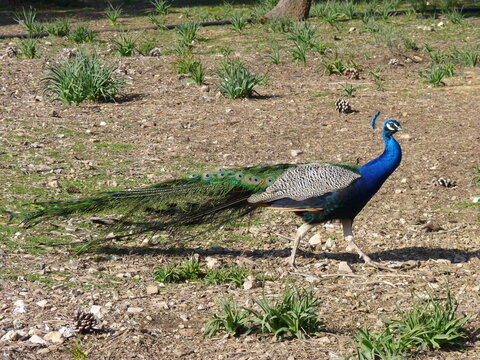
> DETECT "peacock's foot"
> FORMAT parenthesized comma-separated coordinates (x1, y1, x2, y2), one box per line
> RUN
(346, 240, 395, 272)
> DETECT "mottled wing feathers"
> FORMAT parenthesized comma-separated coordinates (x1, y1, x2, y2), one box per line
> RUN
(247, 164, 361, 204)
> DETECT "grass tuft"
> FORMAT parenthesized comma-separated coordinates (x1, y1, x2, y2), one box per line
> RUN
(153, 257, 203, 283)
(105, 2, 122, 26)
(42, 51, 123, 105)
(203, 265, 249, 286)
(204, 297, 250, 337)
(45, 18, 70, 37)
(18, 38, 39, 59)
(112, 33, 136, 57)
(216, 58, 262, 99)
(70, 24, 95, 43)
(14, 6, 44, 35)
(231, 14, 248, 33)
(151, 0, 171, 15)
(176, 22, 200, 48)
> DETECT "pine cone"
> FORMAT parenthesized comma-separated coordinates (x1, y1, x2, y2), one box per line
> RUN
(343, 68, 359, 80)
(5, 46, 18, 58)
(431, 177, 457, 188)
(335, 98, 352, 114)
(73, 311, 97, 334)
(388, 58, 400, 66)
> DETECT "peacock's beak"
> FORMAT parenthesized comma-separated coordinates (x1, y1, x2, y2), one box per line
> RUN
(397, 125, 403, 131)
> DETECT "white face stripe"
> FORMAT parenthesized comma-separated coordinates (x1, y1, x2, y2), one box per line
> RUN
(385, 122, 397, 131)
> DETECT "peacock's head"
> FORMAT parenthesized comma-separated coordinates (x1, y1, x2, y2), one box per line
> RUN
(382, 120, 402, 137)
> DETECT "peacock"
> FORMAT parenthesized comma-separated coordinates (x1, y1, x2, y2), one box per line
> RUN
(22, 113, 402, 268)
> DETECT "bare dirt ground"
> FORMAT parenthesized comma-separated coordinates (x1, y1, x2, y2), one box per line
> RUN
(0, 4, 479, 359)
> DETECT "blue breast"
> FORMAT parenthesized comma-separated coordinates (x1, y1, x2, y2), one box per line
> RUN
(301, 133, 402, 223)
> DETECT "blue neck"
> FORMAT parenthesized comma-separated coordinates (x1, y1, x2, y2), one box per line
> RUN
(359, 131, 402, 190)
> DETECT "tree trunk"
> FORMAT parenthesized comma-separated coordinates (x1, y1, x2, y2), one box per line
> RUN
(265, 0, 312, 21)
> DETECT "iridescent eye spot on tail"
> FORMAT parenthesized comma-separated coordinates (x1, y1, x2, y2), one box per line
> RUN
(253, 177, 262, 184)
(190, 174, 199, 178)
(227, 172, 234, 177)
(235, 174, 244, 180)
(217, 172, 226, 178)
(202, 173, 212, 180)
(267, 178, 274, 183)
(218, 168, 224, 172)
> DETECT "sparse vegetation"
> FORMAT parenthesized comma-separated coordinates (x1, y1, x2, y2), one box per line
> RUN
(70, 24, 95, 43)
(204, 297, 250, 337)
(42, 51, 123, 105)
(216, 58, 262, 99)
(105, 2, 122, 26)
(18, 38, 39, 59)
(14, 6, 44, 35)
(112, 33, 137, 57)
(45, 18, 70, 37)
(176, 22, 200, 48)
(151, 0, 171, 15)
(231, 14, 248, 33)
(203, 265, 249, 286)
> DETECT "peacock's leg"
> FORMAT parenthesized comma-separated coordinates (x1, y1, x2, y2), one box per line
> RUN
(289, 223, 314, 268)
(341, 218, 374, 264)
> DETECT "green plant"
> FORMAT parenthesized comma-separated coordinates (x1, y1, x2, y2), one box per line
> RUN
(429, 49, 449, 64)
(339, 0, 356, 20)
(105, 2, 122, 26)
(403, 38, 418, 51)
(248, 287, 323, 339)
(375, 26, 400, 51)
(291, 43, 308, 64)
(67, 337, 89, 359)
(450, 47, 478, 67)
(342, 83, 357, 97)
(216, 58, 262, 99)
(153, 257, 203, 283)
(352, 327, 411, 360)
(203, 265, 249, 286)
(266, 45, 281, 64)
(112, 33, 136, 57)
(174, 48, 198, 74)
(18, 38, 39, 59)
(151, 0, 171, 15)
(444, 8, 464, 24)
(387, 291, 469, 350)
(204, 297, 250, 337)
(176, 22, 200, 48)
(220, 46, 234, 57)
(189, 61, 204, 84)
(411, 0, 429, 13)
(419, 63, 454, 86)
(70, 24, 95, 43)
(231, 14, 248, 33)
(148, 13, 165, 28)
(322, 56, 350, 75)
(45, 18, 70, 37)
(14, 6, 44, 35)
(362, 15, 380, 33)
(289, 22, 316, 49)
(267, 16, 293, 33)
(42, 51, 123, 105)
(138, 37, 157, 56)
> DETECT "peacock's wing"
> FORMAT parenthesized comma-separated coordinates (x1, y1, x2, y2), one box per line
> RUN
(247, 164, 361, 204)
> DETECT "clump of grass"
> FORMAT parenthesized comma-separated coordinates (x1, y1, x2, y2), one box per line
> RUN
(411, 0, 429, 13)
(153, 257, 203, 283)
(70, 24, 95, 43)
(151, 0, 171, 15)
(204, 297, 250, 337)
(173, 47, 198, 73)
(266, 44, 281, 64)
(375, 26, 400, 52)
(267, 16, 293, 33)
(18, 38, 39, 59)
(362, 15, 380, 33)
(290, 43, 308, 64)
(450, 46, 478, 67)
(342, 83, 357, 97)
(340, 0, 357, 20)
(444, 8, 464, 24)
(403, 38, 418, 51)
(112, 33, 136, 57)
(289, 22, 317, 49)
(45, 18, 70, 37)
(231, 14, 248, 33)
(176, 22, 200, 48)
(42, 51, 123, 105)
(248, 287, 323, 339)
(204, 265, 249, 286)
(138, 37, 157, 56)
(148, 13, 165, 28)
(105, 2, 122, 26)
(189, 61, 204, 84)
(217, 58, 262, 99)
(351, 288, 469, 359)
(322, 56, 356, 75)
(419, 63, 454, 86)
(14, 6, 44, 35)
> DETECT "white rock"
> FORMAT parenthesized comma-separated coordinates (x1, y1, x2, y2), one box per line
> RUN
(36, 300, 48, 309)
(338, 261, 353, 274)
(127, 307, 143, 314)
(29, 334, 46, 345)
(99, 121, 107, 126)
(348, 27, 356, 32)
(90, 305, 108, 319)
(324, 238, 334, 249)
(59, 326, 75, 338)
(308, 233, 322, 246)
(146, 285, 158, 295)
(290, 149, 303, 157)
(44, 331, 63, 344)
(13, 300, 26, 314)
(205, 257, 220, 269)
(1, 330, 23, 341)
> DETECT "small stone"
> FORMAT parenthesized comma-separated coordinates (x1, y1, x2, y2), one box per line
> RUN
(146, 285, 159, 295)
(127, 307, 143, 314)
(205, 257, 220, 269)
(308, 233, 322, 246)
(13, 300, 26, 314)
(1, 330, 23, 341)
(412, 55, 423, 63)
(324, 238, 334, 249)
(36, 300, 48, 308)
(200, 85, 210, 93)
(90, 305, 108, 319)
(99, 121, 107, 126)
(338, 261, 353, 274)
(29, 334, 46, 345)
(437, 21, 445, 27)
(290, 149, 303, 157)
(44, 41, 52, 46)
(142, 121, 156, 128)
(348, 27, 356, 33)
(59, 326, 75, 338)
(243, 276, 260, 290)
(44, 331, 63, 344)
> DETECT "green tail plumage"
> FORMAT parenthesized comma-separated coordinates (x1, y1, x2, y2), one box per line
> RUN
(22, 164, 296, 236)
